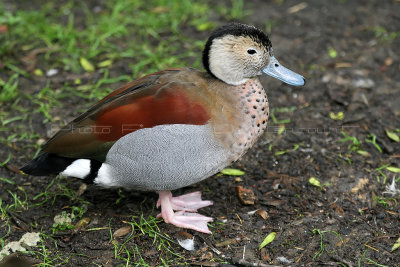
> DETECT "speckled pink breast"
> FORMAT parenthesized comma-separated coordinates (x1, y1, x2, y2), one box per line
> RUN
(230, 78, 269, 160)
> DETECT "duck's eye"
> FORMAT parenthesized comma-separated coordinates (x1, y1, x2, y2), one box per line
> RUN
(247, 49, 257, 55)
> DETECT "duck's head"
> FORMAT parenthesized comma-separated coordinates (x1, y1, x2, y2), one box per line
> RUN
(202, 23, 305, 86)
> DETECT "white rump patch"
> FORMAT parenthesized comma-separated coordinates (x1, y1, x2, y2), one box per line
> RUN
(94, 164, 115, 187)
(60, 159, 90, 179)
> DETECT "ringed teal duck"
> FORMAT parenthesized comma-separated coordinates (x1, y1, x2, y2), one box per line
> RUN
(21, 23, 305, 234)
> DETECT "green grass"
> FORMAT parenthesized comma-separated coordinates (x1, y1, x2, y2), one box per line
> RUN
(358, 248, 390, 267)
(0, 183, 29, 257)
(339, 131, 362, 153)
(311, 229, 343, 260)
(270, 106, 297, 125)
(370, 25, 399, 43)
(28, 233, 89, 266)
(0, 74, 19, 102)
(0, 0, 239, 74)
(110, 214, 183, 266)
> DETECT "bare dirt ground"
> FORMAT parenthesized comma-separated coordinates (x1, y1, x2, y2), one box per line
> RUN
(1, 0, 399, 266)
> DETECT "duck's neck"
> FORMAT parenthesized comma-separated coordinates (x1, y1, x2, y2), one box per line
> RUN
(230, 78, 270, 159)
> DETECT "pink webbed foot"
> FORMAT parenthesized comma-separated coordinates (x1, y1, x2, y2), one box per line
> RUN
(156, 191, 213, 234)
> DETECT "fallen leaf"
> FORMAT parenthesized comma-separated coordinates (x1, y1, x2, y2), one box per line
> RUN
(98, 59, 113, 68)
(236, 186, 256, 205)
(351, 178, 369, 193)
(220, 168, 245, 176)
(255, 209, 269, 220)
(329, 111, 344, 120)
(113, 225, 132, 238)
(80, 57, 95, 72)
(386, 166, 400, 173)
(357, 150, 371, 157)
(309, 177, 321, 188)
(386, 210, 398, 216)
(259, 232, 276, 249)
(386, 129, 399, 142)
(335, 62, 353, 68)
(75, 218, 90, 230)
(391, 237, 400, 252)
(287, 2, 307, 14)
(73, 183, 87, 199)
(328, 47, 337, 58)
(33, 69, 44, 76)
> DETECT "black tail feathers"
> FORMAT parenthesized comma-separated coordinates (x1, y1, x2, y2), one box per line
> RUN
(20, 153, 76, 176)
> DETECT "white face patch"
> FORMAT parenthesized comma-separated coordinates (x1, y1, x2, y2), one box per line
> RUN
(208, 35, 268, 85)
(60, 159, 90, 179)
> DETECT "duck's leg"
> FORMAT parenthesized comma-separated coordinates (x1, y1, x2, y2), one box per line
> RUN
(156, 191, 213, 234)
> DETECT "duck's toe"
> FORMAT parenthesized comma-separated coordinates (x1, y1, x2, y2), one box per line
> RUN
(170, 191, 213, 211)
(162, 211, 213, 234)
(157, 190, 213, 233)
